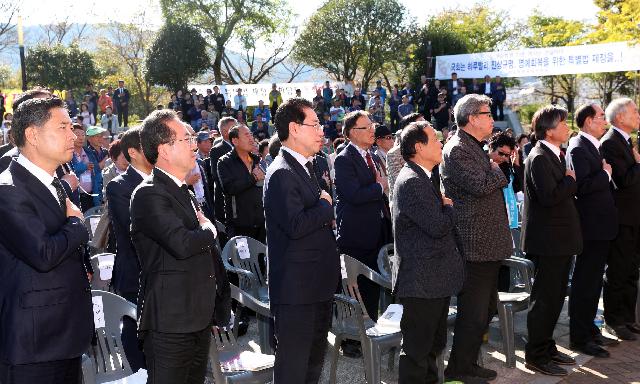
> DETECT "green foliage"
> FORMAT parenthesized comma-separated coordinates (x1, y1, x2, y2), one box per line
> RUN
(159, 0, 291, 84)
(517, 103, 544, 124)
(293, 0, 411, 90)
(146, 23, 210, 92)
(521, 15, 587, 48)
(26, 44, 98, 92)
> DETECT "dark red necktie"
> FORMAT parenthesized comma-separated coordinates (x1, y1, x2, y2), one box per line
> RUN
(365, 152, 376, 177)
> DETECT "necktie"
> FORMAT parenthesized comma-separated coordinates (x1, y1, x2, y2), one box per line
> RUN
(305, 161, 320, 193)
(365, 152, 377, 177)
(180, 184, 200, 213)
(559, 152, 567, 169)
(628, 138, 633, 148)
(51, 177, 67, 213)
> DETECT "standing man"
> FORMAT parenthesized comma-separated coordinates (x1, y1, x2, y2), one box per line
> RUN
(335, 110, 390, 320)
(492, 76, 507, 121)
(105, 127, 151, 371)
(393, 121, 464, 383)
(600, 97, 640, 341)
(211, 86, 226, 116)
(113, 80, 130, 128)
(567, 104, 619, 357)
(522, 105, 582, 376)
(217, 124, 266, 242)
(0, 97, 93, 384)
(209, 116, 237, 223)
(131, 109, 229, 383)
(441, 94, 512, 383)
(269, 83, 283, 123)
(264, 98, 339, 383)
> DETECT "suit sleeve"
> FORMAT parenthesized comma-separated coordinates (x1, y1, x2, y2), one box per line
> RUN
(570, 146, 610, 197)
(444, 146, 507, 197)
(217, 158, 255, 195)
(265, 169, 334, 240)
(397, 177, 455, 239)
(106, 180, 135, 257)
(601, 139, 640, 189)
(528, 154, 576, 207)
(0, 186, 89, 272)
(130, 187, 216, 260)
(334, 154, 383, 205)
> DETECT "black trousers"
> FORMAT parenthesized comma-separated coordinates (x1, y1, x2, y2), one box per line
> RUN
(0, 357, 81, 384)
(79, 192, 94, 213)
(272, 301, 332, 384)
(491, 102, 504, 121)
(143, 327, 210, 384)
(525, 254, 573, 364)
(569, 240, 609, 345)
(340, 247, 381, 321)
(604, 224, 640, 327)
(119, 291, 146, 372)
(446, 261, 500, 376)
(399, 296, 450, 384)
(270, 104, 278, 123)
(118, 105, 129, 127)
(389, 112, 400, 133)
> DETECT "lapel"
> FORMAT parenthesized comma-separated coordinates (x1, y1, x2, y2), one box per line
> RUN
(152, 169, 197, 222)
(346, 143, 375, 182)
(280, 149, 318, 197)
(579, 135, 602, 162)
(124, 166, 144, 189)
(407, 161, 440, 200)
(10, 160, 64, 219)
(537, 142, 564, 173)
(610, 128, 633, 158)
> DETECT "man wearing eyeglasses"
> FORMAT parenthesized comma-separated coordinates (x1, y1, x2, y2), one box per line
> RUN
(130, 110, 230, 384)
(441, 94, 512, 383)
(335, 110, 390, 325)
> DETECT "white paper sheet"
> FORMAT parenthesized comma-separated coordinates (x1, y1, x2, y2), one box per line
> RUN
(235, 237, 251, 260)
(92, 296, 105, 328)
(97, 254, 115, 281)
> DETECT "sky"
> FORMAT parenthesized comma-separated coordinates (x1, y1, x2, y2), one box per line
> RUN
(18, 0, 600, 27)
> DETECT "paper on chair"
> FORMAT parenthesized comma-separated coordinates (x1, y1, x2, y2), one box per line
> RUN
(97, 254, 115, 281)
(103, 369, 148, 384)
(90, 216, 100, 235)
(235, 237, 250, 260)
(340, 255, 347, 279)
(221, 351, 275, 372)
(366, 304, 403, 336)
(92, 296, 105, 328)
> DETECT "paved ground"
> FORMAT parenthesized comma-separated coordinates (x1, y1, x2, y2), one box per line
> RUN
(222, 297, 640, 384)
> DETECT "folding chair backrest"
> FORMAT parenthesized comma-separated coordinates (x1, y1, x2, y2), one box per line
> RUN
(341, 254, 390, 317)
(376, 243, 397, 290)
(85, 205, 105, 217)
(226, 236, 268, 293)
(210, 326, 243, 382)
(229, 284, 270, 317)
(333, 293, 368, 338)
(88, 290, 136, 383)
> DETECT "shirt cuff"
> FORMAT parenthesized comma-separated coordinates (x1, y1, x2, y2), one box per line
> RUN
(604, 169, 612, 181)
(200, 221, 218, 238)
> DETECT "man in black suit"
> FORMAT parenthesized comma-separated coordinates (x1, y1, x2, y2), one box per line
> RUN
(113, 80, 130, 128)
(393, 121, 464, 383)
(335, 110, 389, 321)
(522, 105, 582, 376)
(209, 116, 237, 224)
(0, 97, 93, 384)
(567, 104, 619, 357)
(264, 98, 339, 384)
(105, 127, 152, 371)
(130, 109, 229, 384)
(217, 124, 266, 242)
(600, 97, 640, 341)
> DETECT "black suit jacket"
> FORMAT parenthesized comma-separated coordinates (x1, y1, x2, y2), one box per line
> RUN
(393, 161, 463, 299)
(568, 135, 618, 241)
(217, 149, 264, 229)
(209, 140, 234, 223)
(130, 169, 220, 333)
(0, 161, 92, 364)
(600, 128, 640, 226)
(335, 143, 385, 251)
(106, 166, 144, 294)
(521, 142, 583, 256)
(264, 149, 339, 305)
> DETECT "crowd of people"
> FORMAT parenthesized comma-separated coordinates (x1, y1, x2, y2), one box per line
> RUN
(0, 73, 637, 384)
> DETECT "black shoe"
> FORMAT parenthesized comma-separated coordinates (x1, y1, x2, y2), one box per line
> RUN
(611, 325, 637, 341)
(550, 351, 576, 365)
(340, 340, 362, 358)
(525, 361, 568, 376)
(594, 333, 620, 347)
(571, 341, 610, 358)
(471, 364, 497, 380)
(627, 323, 640, 334)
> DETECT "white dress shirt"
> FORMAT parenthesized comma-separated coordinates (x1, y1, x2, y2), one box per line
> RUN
(16, 154, 59, 204)
(539, 140, 562, 161)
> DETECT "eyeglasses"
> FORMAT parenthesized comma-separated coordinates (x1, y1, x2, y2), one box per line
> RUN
(497, 151, 511, 157)
(173, 135, 198, 145)
(299, 122, 322, 130)
(474, 111, 492, 116)
(352, 123, 375, 130)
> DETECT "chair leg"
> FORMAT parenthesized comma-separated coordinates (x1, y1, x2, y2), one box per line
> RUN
(387, 346, 396, 372)
(257, 315, 272, 354)
(329, 335, 342, 384)
(498, 302, 516, 368)
(364, 340, 381, 384)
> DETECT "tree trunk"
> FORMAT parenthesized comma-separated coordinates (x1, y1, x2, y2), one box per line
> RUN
(213, 43, 225, 85)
